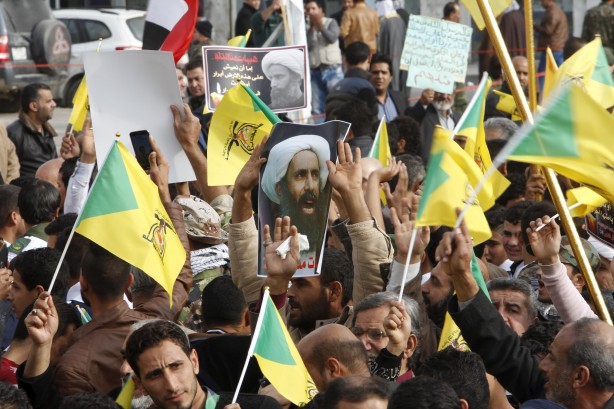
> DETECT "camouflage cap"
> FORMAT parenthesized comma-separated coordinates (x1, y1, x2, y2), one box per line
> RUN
(559, 236, 601, 273)
(173, 195, 229, 245)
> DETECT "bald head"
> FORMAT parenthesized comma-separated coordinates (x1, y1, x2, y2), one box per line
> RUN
(298, 324, 369, 391)
(35, 158, 64, 188)
(510, 56, 529, 90)
(565, 319, 614, 389)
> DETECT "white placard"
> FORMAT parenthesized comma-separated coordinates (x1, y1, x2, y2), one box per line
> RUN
(400, 15, 472, 94)
(84, 50, 195, 183)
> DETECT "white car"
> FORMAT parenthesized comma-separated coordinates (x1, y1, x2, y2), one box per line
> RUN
(53, 9, 146, 106)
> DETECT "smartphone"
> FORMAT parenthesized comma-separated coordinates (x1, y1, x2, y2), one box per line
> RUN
(0, 243, 8, 269)
(130, 130, 153, 171)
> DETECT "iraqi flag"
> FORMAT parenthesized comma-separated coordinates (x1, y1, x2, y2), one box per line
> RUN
(143, 0, 199, 63)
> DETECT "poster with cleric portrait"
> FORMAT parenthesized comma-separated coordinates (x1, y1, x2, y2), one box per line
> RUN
(257, 121, 351, 278)
(203, 45, 308, 113)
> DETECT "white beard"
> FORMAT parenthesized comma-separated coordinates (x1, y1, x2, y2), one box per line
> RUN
(432, 99, 453, 113)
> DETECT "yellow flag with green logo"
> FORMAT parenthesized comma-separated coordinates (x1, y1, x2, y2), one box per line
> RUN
(416, 128, 491, 244)
(551, 37, 614, 109)
(507, 83, 614, 204)
(456, 74, 510, 200)
(251, 291, 317, 406)
(75, 141, 186, 302)
(208, 83, 281, 186)
(542, 47, 558, 101)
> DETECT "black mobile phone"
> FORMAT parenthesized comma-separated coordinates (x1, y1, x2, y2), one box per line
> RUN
(129, 130, 153, 171)
(0, 243, 8, 269)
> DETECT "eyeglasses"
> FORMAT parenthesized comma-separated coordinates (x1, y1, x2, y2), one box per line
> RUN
(350, 327, 388, 342)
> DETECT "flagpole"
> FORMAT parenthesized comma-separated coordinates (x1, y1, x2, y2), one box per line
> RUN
(398, 228, 418, 302)
(523, 0, 543, 202)
(232, 288, 271, 403)
(47, 141, 117, 294)
(450, 72, 489, 140)
(474, 0, 612, 325)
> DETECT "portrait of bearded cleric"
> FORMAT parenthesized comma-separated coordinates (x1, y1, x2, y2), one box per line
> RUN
(258, 121, 349, 277)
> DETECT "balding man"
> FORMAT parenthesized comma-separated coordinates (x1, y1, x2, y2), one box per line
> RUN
(262, 49, 305, 110)
(297, 324, 371, 392)
(261, 135, 330, 252)
(440, 216, 614, 408)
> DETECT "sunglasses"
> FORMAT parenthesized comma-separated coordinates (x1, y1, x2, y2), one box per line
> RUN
(350, 327, 388, 342)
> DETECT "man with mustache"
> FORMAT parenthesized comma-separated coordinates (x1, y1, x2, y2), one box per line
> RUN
(262, 49, 305, 111)
(261, 135, 330, 254)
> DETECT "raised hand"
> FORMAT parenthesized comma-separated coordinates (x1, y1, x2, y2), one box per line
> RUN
(263, 216, 300, 294)
(60, 132, 80, 160)
(390, 197, 429, 264)
(327, 140, 362, 194)
(383, 300, 411, 356)
(80, 116, 96, 164)
(171, 104, 201, 151)
(148, 135, 171, 204)
(25, 292, 58, 346)
(527, 215, 561, 265)
(234, 136, 269, 193)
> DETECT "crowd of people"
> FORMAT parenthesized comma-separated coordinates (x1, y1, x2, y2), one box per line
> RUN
(0, 0, 613, 408)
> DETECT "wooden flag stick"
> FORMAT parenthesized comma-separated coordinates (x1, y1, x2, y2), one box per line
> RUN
(398, 228, 418, 302)
(475, 0, 612, 325)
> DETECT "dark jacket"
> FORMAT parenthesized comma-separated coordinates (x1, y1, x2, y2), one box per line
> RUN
(53, 202, 192, 395)
(235, 2, 258, 47)
(406, 103, 460, 162)
(449, 289, 546, 402)
(7, 111, 57, 178)
(388, 89, 408, 118)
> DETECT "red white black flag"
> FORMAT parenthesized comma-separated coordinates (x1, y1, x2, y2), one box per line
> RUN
(143, 0, 199, 63)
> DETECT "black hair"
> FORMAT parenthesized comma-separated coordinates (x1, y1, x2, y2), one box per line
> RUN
(331, 97, 374, 137)
(388, 376, 461, 409)
(370, 53, 393, 74)
(344, 41, 371, 66)
(520, 320, 563, 358)
(9, 176, 36, 189)
(45, 213, 78, 236)
(185, 58, 203, 73)
(485, 205, 506, 230)
(59, 158, 78, 189)
(320, 247, 353, 307)
(389, 115, 421, 156)
(321, 376, 393, 409)
(81, 240, 131, 302)
(10, 247, 70, 301)
(59, 393, 121, 409)
(443, 1, 459, 18)
(20, 83, 51, 113)
(0, 184, 20, 228)
(125, 320, 191, 377)
(503, 199, 536, 225)
(201, 275, 247, 329)
(389, 154, 425, 193)
(0, 381, 32, 408)
(416, 346, 490, 409)
(495, 173, 526, 207)
(55, 230, 88, 281)
(17, 179, 60, 225)
(520, 201, 557, 255)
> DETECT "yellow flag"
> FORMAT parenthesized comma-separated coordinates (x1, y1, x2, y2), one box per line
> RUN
(115, 377, 135, 409)
(416, 128, 491, 244)
(368, 116, 392, 166)
(75, 142, 186, 303)
(541, 47, 558, 102)
(68, 77, 88, 132)
(508, 84, 614, 204)
(252, 291, 317, 406)
(494, 90, 522, 121)
(456, 74, 510, 200)
(208, 83, 280, 186)
(461, 0, 513, 30)
(551, 37, 614, 109)
(566, 187, 608, 218)
(227, 29, 251, 47)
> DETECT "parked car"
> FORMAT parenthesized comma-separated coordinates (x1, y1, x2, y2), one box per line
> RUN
(0, 0, 72, 112)
(54, 8, 145, 107)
